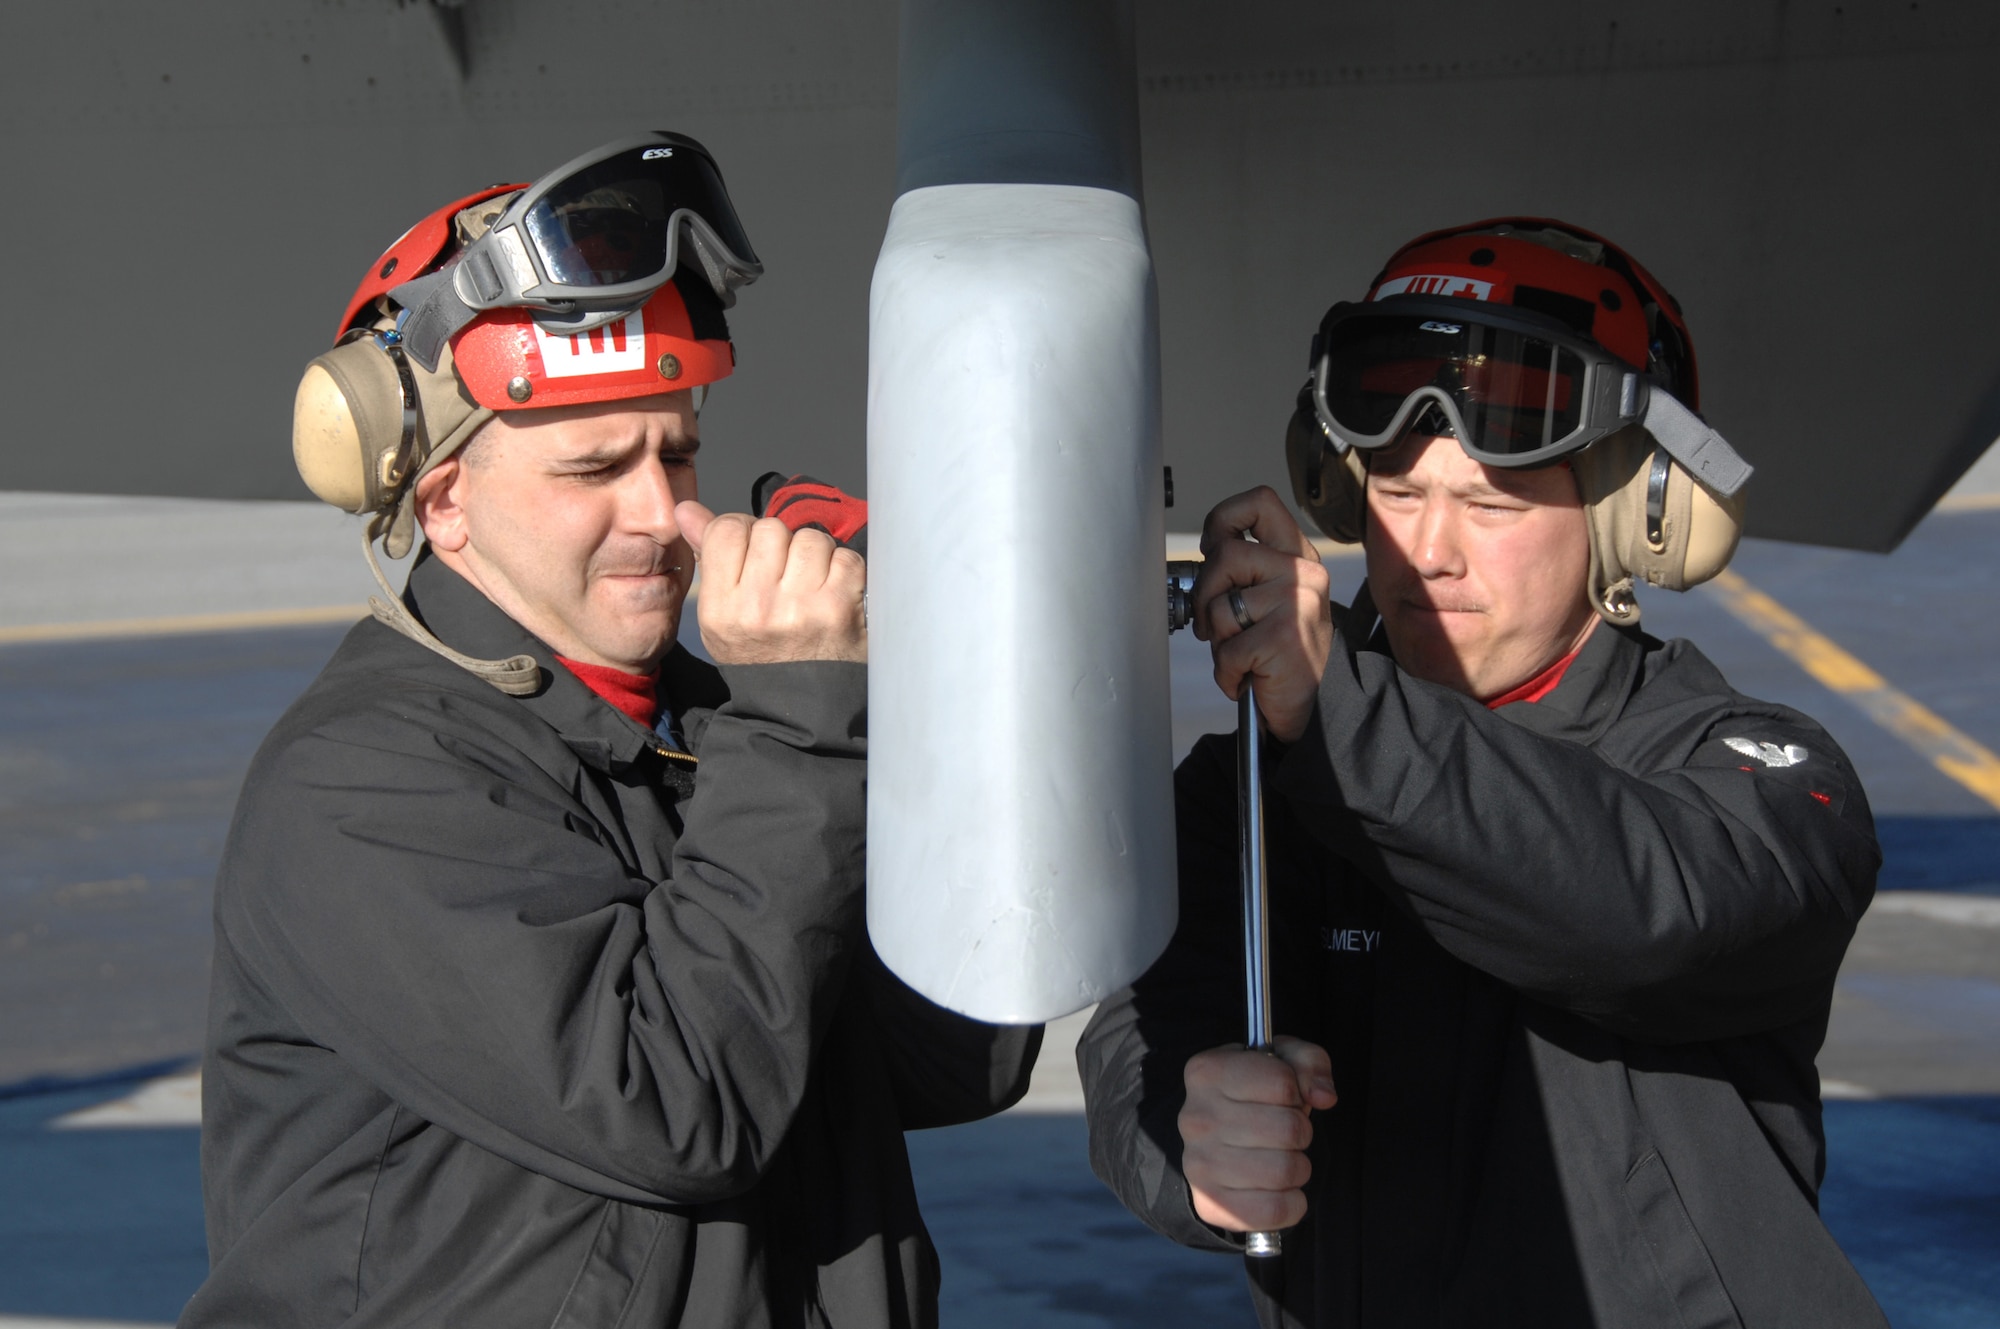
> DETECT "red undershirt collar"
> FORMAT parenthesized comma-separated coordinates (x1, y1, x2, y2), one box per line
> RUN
(555, 655, 660, 727)
(1483, 643, 1585, 709)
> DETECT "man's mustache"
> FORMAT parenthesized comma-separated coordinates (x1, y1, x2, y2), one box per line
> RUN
(1400, 593, 1486, 614)
(593, 541, 690, 579)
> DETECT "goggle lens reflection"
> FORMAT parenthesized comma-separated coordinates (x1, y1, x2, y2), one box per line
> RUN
(1324, 315, 1590, 457)
(520, 146, 758, 290)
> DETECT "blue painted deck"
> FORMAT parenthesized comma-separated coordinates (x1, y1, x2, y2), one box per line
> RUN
(0, 1086, 1991, 1327)
(0, 506, 1993, 1325)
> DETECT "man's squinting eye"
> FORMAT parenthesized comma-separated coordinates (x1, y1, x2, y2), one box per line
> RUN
(564, 459, 624, 483)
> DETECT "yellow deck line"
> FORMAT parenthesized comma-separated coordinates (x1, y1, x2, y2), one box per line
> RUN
(0, 1319, 172, 1329)
(0, 603, 368, 645)
(1707, 569, 2000, 812)
(0, 589, 720, 646)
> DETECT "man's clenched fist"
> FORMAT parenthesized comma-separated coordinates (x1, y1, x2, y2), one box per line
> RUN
(1180, 1036, 1338, 1233)
(1193, 486, 1335, 743)
(677, 501, 867, 664)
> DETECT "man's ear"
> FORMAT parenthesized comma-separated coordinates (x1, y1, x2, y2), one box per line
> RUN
(412, 455, 470, 553)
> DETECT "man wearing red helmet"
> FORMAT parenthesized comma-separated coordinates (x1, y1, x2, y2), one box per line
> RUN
(186, 135, 1036, 1328)
(1083, 221, 1887, 1326)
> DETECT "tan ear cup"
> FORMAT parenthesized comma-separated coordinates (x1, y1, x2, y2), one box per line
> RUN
(291, 332, 495, 558)
(1679, 476, 1745, 587)
(1285, 400, 1369, 543)
(1574, 424, 1747, 625)
(293, 277, 534, 696)
(293, 339, 408, 514)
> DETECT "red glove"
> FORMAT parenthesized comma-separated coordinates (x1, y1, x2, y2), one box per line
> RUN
(750, 472, 868, 557)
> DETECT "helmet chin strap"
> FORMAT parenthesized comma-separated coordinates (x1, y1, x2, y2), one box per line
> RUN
(361, 512, 544, 697)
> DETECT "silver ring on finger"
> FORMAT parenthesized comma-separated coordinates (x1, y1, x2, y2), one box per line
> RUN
(1228, 588, 1256, 631)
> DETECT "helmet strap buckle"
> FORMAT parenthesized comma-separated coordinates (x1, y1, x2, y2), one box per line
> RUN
(372, 329, 422, 493)
(1644, 446, 1672, 552)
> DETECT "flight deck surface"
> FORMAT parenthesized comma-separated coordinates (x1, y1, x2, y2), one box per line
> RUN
(0, 492, 1993, 1327)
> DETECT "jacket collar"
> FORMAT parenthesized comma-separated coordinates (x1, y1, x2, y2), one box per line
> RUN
(1346, 576, 1645, 746)
(402, 551, 726, 774)
(1485, 617, 1646, 745)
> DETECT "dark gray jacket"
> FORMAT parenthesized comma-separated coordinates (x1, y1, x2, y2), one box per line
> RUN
(1081, 614, 1887, 1328)
(186, 554, 1037, 1329)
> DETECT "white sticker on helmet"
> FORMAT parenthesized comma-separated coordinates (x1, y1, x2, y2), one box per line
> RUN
(533, 310, 647, 378)
(1375, 274, 1494, 301)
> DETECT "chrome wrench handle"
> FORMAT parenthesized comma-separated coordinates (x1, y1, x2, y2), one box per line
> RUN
(1237, 683, 1282, 1260)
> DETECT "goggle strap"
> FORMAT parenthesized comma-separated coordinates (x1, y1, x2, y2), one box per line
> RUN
(1309, 354, 1354, 455)
(388, 269, 480, 373)
(680, 213, 763, 308)
(687, 231, 733, 310)
(1641, 390, 1753, 498)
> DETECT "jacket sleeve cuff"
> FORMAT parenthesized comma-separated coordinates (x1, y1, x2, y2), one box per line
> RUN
(1180, 1185, 1253, 1253)
(712, 661, 867, 756)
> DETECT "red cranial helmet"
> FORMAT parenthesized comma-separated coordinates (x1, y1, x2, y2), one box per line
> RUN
(296, 180, 743, 528)
(335, 184, 737, 412)
(1287, 217, 1748, 631)
(335, 183, 522, 340)
(292, 135, 759, 696)
(1369, 217, 1698, 408)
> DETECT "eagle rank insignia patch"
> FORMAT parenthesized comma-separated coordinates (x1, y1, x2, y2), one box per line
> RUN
(1723, 736, 1810, 768)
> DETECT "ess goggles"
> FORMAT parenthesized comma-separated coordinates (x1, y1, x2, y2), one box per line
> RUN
(393, 132, 761, 371)
(1308, 295, 1752, 496)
